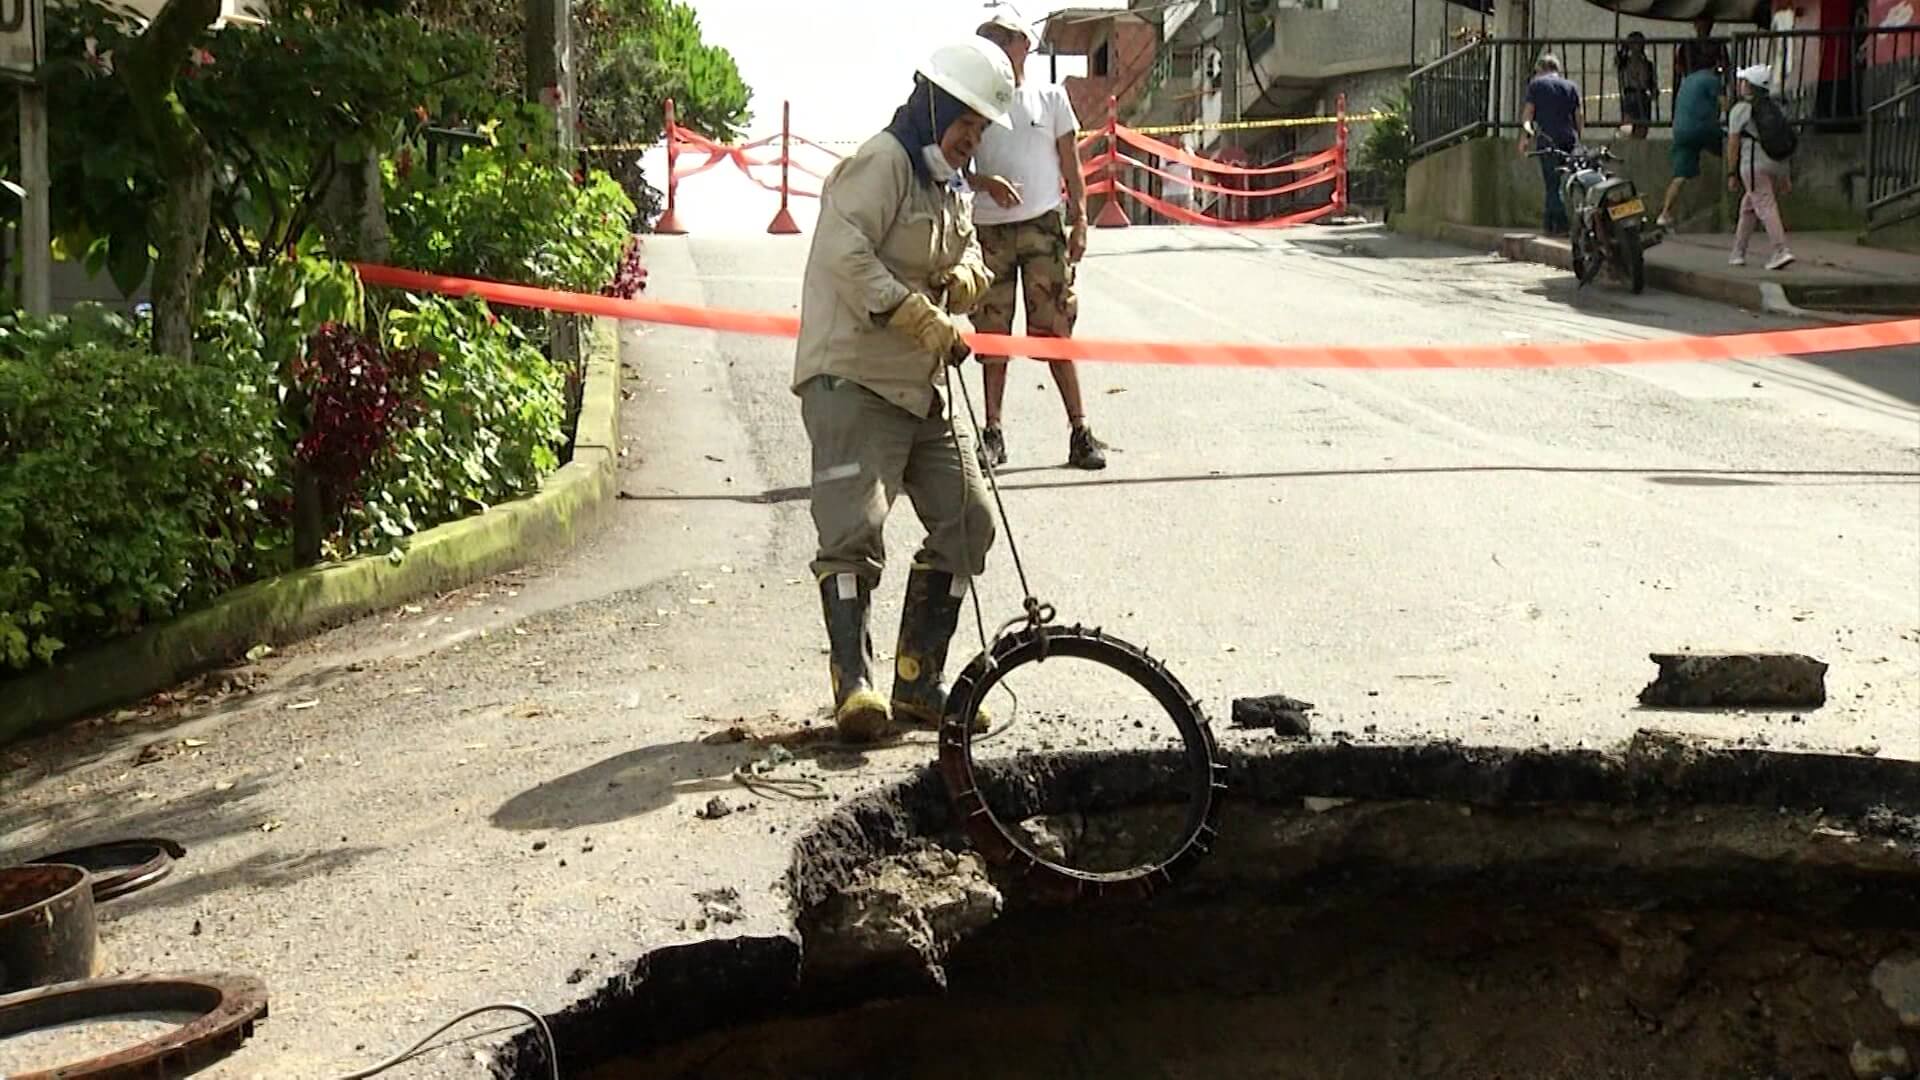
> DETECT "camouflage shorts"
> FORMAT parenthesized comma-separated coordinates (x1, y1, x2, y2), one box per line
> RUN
(973, 208, 1078, 347)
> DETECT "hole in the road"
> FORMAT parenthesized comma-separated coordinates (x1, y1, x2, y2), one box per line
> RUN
(506, 741, 1920, 1080)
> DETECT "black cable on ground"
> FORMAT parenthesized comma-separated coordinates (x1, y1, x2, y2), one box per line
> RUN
(329, 1003, 559, 1080)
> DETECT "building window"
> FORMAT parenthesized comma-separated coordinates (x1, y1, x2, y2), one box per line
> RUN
(1092, 41, 1110, 77)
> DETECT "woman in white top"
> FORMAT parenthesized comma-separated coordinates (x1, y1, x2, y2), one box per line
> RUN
(1725, 64, 1795, 270)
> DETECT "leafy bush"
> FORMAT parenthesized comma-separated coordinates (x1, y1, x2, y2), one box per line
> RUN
(354, 294, 564, 549)
(386, 140, 635, 295)
(0, 264, 570, 668)
(0, 329, 280, 669)
(292, 323, 436, 528)
(1358, 88, 1414, 209)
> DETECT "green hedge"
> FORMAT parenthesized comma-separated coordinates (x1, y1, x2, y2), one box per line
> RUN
(0, 309, 282, 668)
(0, 135, 631, 673)
(0, 285, 567, 672)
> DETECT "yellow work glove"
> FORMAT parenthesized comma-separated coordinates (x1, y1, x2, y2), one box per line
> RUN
(888, 293, 971, 364)
(934, 260, 992, 316)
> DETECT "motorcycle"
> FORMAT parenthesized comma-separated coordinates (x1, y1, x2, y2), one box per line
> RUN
(1530, 138, 1658, 295)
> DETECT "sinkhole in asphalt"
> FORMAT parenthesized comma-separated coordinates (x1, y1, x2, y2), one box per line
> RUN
(507, 738, 1920, 1080)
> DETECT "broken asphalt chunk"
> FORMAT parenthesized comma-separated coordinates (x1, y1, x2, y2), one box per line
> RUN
(1231, 694, 1315, 737)
(1638, 652, 1828, 709)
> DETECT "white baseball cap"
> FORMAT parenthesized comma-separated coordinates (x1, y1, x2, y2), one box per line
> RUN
(978, 11, 1040, 50)
(1737, 63, 1774, 91)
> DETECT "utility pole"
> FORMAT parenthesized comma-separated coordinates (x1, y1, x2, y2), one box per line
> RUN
(4, 0, 49, 316)
(1221, 0, 1241, 153)
(525, 0, 580, 368)
(526, 0, 576, 150)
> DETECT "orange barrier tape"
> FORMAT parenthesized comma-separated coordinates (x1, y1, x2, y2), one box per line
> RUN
(1118, 125, 1336, 178)
(1115, 183, 1339, 229)
(352, 263, 1920, 371)
(1107, 152, 1339, 199)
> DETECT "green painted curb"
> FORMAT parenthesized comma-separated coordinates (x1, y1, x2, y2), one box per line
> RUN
(0, 317, 625, 746)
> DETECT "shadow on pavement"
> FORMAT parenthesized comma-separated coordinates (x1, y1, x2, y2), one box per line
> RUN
(491, 740, 742, 831)
(621, 465, 1917, 506)
(114, 845, 385, 915)
(1791, 352, 1920, 408)
(0, 775, 375, 914)
(0, 660, 376, 788)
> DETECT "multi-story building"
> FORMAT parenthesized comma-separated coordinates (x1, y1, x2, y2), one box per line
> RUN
(1039, 5, 1163, 128)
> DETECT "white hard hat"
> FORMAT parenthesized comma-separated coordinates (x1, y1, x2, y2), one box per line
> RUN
(919, 39, 1017, 128)
(978, 11, 1040, 50)
(1737, 63, 1773, 91)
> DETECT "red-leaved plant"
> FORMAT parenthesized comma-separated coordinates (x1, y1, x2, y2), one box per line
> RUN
(602, 235, 648, 299)
(290, 322, 437, 519)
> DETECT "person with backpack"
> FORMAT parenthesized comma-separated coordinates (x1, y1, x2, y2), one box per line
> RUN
(1725, 64, 1798, 270)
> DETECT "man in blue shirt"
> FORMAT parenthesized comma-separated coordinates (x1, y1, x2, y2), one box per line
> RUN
(1518, 54, 1582, 236)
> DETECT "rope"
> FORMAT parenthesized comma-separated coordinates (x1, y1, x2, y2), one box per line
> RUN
(941, 353, 1042, 746)
(329, 1003, 558, 1080)
(730, 766, 832, 801)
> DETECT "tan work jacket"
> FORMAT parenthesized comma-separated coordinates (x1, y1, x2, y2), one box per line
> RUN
(792, 134, 985, 419)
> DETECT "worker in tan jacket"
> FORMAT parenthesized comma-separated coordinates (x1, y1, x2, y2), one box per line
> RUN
(793, 39, 1016, 742)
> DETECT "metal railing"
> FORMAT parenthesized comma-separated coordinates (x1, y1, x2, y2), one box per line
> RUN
(1411, 27, 1920, 156)
(1731, 27, 1920, 128)
(1867, 80, 1920, 229)
(1410, 40, 1497, 156)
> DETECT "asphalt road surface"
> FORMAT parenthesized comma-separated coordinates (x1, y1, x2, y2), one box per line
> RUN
(3, 223, 1914, 1077)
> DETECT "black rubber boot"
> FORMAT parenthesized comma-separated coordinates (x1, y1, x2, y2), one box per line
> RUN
(819, 573, 893, 742)
(979, 426, 1007, 471)
(891, 567, 988, 732)
(1068, 424, 1108, 471)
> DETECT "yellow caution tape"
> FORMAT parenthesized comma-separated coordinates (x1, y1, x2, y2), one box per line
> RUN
(1089, 111, 1392, 137)
(582, 111, 1395, 155)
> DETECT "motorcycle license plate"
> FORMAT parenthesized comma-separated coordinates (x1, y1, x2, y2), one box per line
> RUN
(1608, 198, 1645, 221)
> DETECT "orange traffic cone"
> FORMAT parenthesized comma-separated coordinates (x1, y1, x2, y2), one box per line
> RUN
(766, 204, 801, 235)
(1094, 196, 1130, 229)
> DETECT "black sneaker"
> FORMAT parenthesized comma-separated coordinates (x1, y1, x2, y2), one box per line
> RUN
(979, 426, 1007, 471)
(1068, 425, 1107, 471)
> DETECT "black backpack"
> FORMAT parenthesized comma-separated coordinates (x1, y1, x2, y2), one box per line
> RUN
(1749, 93, 1798, 160)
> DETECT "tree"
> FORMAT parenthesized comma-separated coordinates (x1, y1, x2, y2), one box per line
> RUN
(574, 0, 750, 216)
(116, 0, 224, 360)
(403, 0, 749, 217)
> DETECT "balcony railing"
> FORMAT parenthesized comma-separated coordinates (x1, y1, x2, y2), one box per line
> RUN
(1411, 27, 1920, 158)
(1410, 40, 1497, 156)
(1868, 81, 1920, 229)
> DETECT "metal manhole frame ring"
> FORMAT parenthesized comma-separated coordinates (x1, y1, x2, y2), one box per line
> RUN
(0, 972, 269, 1080)
(27, 838, 185, 903)
(937, 624, 1227, 902)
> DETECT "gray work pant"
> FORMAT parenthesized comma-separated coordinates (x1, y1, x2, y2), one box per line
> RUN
(800, 375, 995, 586)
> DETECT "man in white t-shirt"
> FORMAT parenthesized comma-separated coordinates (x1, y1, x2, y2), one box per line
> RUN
(967, 13, 1104, 471)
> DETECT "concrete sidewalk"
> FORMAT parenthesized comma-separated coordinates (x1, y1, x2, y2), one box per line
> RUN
(1398, 217, 1920, 317)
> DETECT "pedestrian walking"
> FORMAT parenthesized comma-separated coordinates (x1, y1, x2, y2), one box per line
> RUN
(967, 12, 1107, 472)
(1657, 63, 1728, 228)
(791, 38, 1016, 742)
(1519, 54, 1582, 237)
(1726, 64, 1797, 270)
